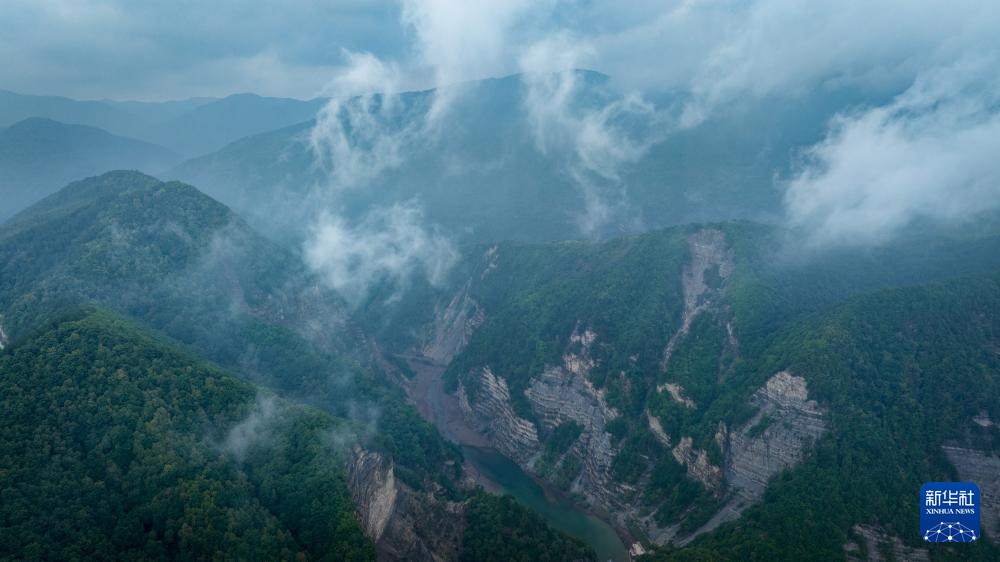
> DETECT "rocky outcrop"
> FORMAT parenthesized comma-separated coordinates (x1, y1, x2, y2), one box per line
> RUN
(525, 349, 621, 502)
(347, 447, 464, 561)
(656, 382, 695, 408)
(719, 371, 827, 503)
(672, 437, 724, 492)
(672, 371, 827, 545)
(943, 444, 1000, 540)
(458, 367, 540, 463)
(647, 411, 672, 449)
(844, 525, 929, 561)
(660, 228, 734, 372)
(422, 280, 484, 364)
(0, 320, 7, 350)
(348, 447, 398, 542)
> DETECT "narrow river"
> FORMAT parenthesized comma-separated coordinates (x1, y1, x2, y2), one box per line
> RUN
(404, 356, 630, 562)
(462, 445, 629, 562)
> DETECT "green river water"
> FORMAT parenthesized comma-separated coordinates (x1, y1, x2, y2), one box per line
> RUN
(462, 446, 630, 562)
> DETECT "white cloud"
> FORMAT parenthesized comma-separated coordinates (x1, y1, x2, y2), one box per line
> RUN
(222, 395, 278, 461)
(519, 36, 665, 235)
(304, 203, 458, 305)
(784, 56, 1000, 246)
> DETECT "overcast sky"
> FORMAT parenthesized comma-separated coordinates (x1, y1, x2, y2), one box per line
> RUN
(2, 0, 996, 103)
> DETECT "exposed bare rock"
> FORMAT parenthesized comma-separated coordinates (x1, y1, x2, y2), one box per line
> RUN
(647, 411, 672, 449)
(656, 382, 695, 408)
(720, 371, 827, 502)
(375, 486, 465, 562)
(481, 244, 499, 280)
(660, 228, 734, 372)
(347, 447, 464, 561)
(422, 281, 484, 364)
(0, 320, 7, 350)
(972, 411, 995, 428)
(943, 444, 1000, 540)
(526, 365, 620, 503)
(845, 525, 930, 561)
(348, 447, 398, 542)
(458, 367, 540, 463)
(671, 371, 827, 545)
(671, 436, 723, 492)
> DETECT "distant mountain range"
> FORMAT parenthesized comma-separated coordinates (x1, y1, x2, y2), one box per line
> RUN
(166, 72, 861, 244)
(0, 89, 329, 157)
(0, 118, 179, 221)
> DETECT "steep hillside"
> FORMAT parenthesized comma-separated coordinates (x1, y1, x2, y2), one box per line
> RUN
(0, 171, 597, 561)
(0, 308, 373, 561)
(0, 170, 358, 407)
(649, 274, 1000, 560)
(368, 222, 1000, 559)
(0, 118, 179, 220)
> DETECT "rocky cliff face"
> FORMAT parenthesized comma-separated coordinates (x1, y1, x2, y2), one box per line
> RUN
(843, 525, 930, 561)
(660, 228, 735, 371)
(347, 447, 464, 561)
(458, 367, 540, 463)
(422, 280, 484, 365)
(348, 447, 399, 542)
(450, 230, 827, 547)
(666, 371, 829, 543)
(943, 442, 1000, 540)
(524, 326, 625, 506)
(720, 371, 827, 503)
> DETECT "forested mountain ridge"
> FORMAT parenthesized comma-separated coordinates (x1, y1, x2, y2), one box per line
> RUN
(365, 221, 1000, 559)
(0, 307, 374, 561)
(0, 170, 360, 406)
(0, 172, 597, 562)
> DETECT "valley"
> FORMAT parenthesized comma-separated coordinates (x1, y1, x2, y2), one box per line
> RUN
(3, 6, 1000, 559)
(404, 354, 630, 561)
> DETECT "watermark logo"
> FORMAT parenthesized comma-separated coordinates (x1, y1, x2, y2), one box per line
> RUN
(921, 482, 980, 543)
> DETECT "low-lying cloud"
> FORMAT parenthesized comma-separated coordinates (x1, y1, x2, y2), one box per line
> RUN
(304, 203, 457, 305)
(784, 56, 1000, 246)
(221, 395, 278, 462)
(519, 37, 666, 235)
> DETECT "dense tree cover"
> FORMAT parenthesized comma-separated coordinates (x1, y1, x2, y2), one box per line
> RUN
(461, 493, 596, 562)
(371, 219, 1000, 557)
(0, 308, 373, 561)
(0, 171, 461, 492)
(0, 171, 359, 406)
(444, 230, 689, 420)
(644, 274, 1000, 560)
(0, 174, 592, 562)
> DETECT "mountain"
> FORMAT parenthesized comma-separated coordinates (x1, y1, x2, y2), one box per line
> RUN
(145, 93, 329, 157)
(0, 88, 328, 159)
(0, 89, 152, 136)
(0, 170, 359, 406)
(0, 170, 597, 561)
(0, 118, 180, 221)
(166, 72, 858, 245)
(364, 221, 1000, 559)
(0, 307, 374, 561)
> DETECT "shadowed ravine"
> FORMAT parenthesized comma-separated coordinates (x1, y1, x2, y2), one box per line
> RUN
(405, 357, 629, 562)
